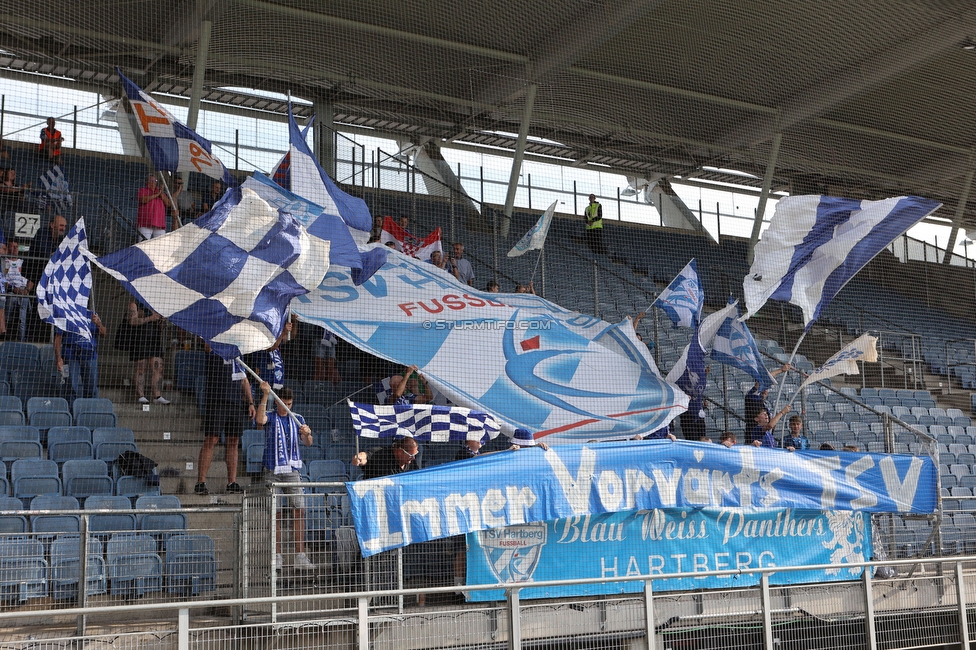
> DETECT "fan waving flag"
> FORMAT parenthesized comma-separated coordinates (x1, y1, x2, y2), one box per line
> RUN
(349, 401, 501, 443)
(743, 195, 941, 328)
(508, 200, 557, 257)
(37, 165, 73, 214)
(653, 259, 704, 328)
(272, 103, 372, 242)
(666, 301, 738, 385)
(381, 216, 442, 259)
(800, 333, 878, 390)
(36, 218, 92, 339)
(711, 299, 775, 390)
(92, 187, 330, 360)
(116, 69, 234, 185)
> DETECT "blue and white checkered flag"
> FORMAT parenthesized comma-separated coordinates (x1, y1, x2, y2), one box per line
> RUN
(93, 187, 331, 360)
(37, 165, 73, 213)
(349, 400, 500, 443)
(36, 218, 92, 339)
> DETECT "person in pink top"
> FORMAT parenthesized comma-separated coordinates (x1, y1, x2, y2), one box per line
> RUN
(136, 174, 170, 240)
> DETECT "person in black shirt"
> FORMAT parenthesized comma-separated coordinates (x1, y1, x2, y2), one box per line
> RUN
(195, 346, 255, 495)
(351, 436, 419, 480)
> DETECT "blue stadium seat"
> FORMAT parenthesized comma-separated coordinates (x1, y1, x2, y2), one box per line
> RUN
(0, 537, 47, 602)
(93, 428, 135, 447)
(0, 425, 39, 442)
(29, 495, 80, 537)
(30, 411, 73, 436)
(106, 533, 163, 598)
(0, 396, 22, 413)
(165, 534, 217, 596)
(26, 396, 69, 418)
(72, 398, 114, 419)
(242, 429, 264, 473)
(50, 534, 107, 600)
(11, 458, 61, 507)
(75, 412, 118, 429)
(62, 459, 113, 503)
(47, 426, 91, 445)
(0, 411, 25, 427)
(85, 495, 136, 538)
(49, 440, 93, 464)
(0, 496, 27, 533)
(95, 441, 139, 463)
(135, 495, 186, 540)
(115, 476, 161, 502)
(0, 440, 41, 464)
(174, 350, 206, 393)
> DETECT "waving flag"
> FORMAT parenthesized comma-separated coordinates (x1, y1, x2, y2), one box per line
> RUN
(116, 69, 234, 185)
(92, 187, 329, 360)
(36, 218, 92, 339)
(243, 173, 386, 285)
(711, 300, 775, 390)
(666, 301, 738, 385)
(381, 217, 442, 259)
(272, 103, 372, 242)
(37, 165, 73, 214)
(800, 334, 878, 390)
(652, 259, 704, 328)
(349, 401, 501, 443)
(291, 251, 688, 442)
(508, 200, 557, 257)
(744, 195, 941, 327)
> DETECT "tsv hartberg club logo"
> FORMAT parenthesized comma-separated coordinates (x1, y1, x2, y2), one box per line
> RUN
(479, 523, 548, 584)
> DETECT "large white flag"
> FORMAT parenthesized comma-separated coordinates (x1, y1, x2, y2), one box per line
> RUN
(744, 195, 941, 328)
(508, 200, 557, 257)
(800, 334, 878, 390)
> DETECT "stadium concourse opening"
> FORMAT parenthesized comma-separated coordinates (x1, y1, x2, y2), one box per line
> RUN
(2, 1, 976, 649)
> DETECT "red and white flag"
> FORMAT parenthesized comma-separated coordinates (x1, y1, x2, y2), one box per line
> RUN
(380, 217, 443, 259)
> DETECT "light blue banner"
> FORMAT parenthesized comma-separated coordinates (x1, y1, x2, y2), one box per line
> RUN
(465, 508, 872, 600)
(345, 440, 936, 557)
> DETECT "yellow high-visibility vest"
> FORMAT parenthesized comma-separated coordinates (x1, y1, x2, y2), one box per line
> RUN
(584, 202, 603, 229)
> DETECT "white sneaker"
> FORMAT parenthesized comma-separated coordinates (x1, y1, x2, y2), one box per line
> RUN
(137, 396, 149, 404)
(154, 396, 171, 405)
(294, 552, 315, 570)
(274, 554, 283, 571)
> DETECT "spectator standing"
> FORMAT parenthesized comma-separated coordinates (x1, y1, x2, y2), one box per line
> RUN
(743, 365, 791, 423)
(256, 382, 315, 571)
(747, 405, 791, 448)
(351, 436, 420, 480)
(172, 177, 197, 223)
(39, 117, 63, 164)
(449, 242, 475, 286)
(54, 311, 106, 400)
(200, 181, 224, 215)
(24, 214, 66, 342)
(136, 175, 169, 240)
(783, 416, 809, 451)
(196, 346, 253, 495)
(390, 364, 433, 404)
(583, 194, 606, 255)
(127, 299, 169, 405)
(0, 168, 28, 219)
(4, 242, 29, 341)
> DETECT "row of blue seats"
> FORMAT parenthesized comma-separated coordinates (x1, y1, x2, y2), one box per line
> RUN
(0, 494, 184, 537)
(1, 459, 159, 506)
(0, 531, 215, 601)
(0, 396, 117, 432)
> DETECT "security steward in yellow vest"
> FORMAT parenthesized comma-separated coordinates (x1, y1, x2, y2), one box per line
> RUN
(584, 194, 607, 255)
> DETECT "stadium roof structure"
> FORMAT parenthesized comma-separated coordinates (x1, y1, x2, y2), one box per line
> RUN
(3, 0, 976, 231)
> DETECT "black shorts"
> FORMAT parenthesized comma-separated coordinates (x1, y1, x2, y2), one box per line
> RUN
(204, 401, 247, 439)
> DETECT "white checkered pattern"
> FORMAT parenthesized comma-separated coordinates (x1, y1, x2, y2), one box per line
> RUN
(36, 218, 92, 339)
(349, 400, 500, 443)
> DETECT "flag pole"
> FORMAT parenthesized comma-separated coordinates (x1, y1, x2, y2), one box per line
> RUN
(772, 330, 807, 416)
(528, 247, 544, 284)
(235, 356, 302, 426)
(156, 172, 182, 230)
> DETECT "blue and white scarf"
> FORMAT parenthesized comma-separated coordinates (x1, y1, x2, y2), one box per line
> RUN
(265, 411, 304, 474)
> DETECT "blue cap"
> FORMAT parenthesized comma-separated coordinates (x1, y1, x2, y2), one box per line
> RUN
(512, 428, 537, 446)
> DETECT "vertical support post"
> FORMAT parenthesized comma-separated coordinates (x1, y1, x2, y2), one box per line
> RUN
(502, 84, 538, 237)
(186, 19, 212, 131)
(540, 246, 546, 298)
(493, 208, 499, 283)
(722, 364, 729, 432)
(76, 514, 88, 635)
(943, 168, 974, 264)
(760, 574, 774, 650)
(0, 95, 5, 138)
(958, 561, 971, 649)
(593, 261, 599, 318)
(653, 313, 659, 366)
(178, 607, 190, 650)
(358, 596, 370, 650)
(507, 588, 522, 650)
(397, 547, 404, 614)
(234, 129, 239, 170)
(527, 173, 532, 210)
(748, 133, 783, 264)
(270, 489, 277, 623)
(863, 565, 877, 650)
(72, 106, 77, 150)
(313, 99, 336, 178)
(643, 581, 656, 649)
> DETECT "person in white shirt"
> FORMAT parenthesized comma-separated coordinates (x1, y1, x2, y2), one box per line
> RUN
(4, 242, 30, 341)
(449, 242, 475, 286)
